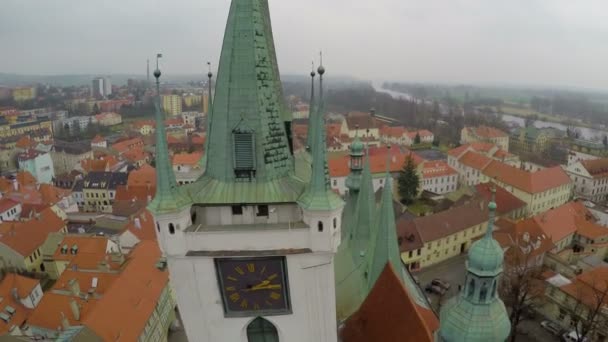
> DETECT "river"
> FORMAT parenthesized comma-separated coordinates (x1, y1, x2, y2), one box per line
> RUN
(373, 83, 608, 141)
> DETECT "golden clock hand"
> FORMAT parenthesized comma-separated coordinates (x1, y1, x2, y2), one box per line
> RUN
(251, 284, 281, 291)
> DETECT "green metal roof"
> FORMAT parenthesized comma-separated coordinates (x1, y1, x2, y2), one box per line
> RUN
(148, 73, 192, 215)
(204, 0, 294, 184)
(334, 237, 367, 321)
(366, 173, 403, 290)
(468, 201, 504, 277)
(439, 296, 510, 342)
(351, 153, 374, 259)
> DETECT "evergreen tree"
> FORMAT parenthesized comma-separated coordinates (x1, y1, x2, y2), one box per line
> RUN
(398, 155, 419, 205)
(603, 135, 608, 148)
(414, 132, 421, 145)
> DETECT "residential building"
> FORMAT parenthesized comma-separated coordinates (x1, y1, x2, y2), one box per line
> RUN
(161, 94, 182, 116)
(82, 172, 128, 213)
(494, 218, 555, 269)
(28, 241, 177, 341)
(567, 149, 600, 167)
(403, 129, 434, 146)
(60, 115, 95, 133)
(329, 146, 423, 195)
(118, 209, 157, 253)
(0, 198, 21, 222)
(450, 151, 493, 187)
(182, 94, 202, 108)
(510, 126, 559, 154)
(94, 112, 122, 126)
(181, 111, 202, 127)
(91, 77, 111, 98)
(172, 152, 203, 185)
(448, 142, 520, 171)
(111, 137, 144, 155)
(50, 140, 94, 175)
(420, 160, 458, 194)
(379, 126, 408, 145)
(40, 233, 119, 279)
(340, 111, 381, 139)
(399, 199, 494, 271)
(0, 208, 67, 272)
(79, 155, 124, 174)
(483, 162, 573, 216)
(0, 117, 53, 142)
(540, 267, 608, 341)
(461, 126, 509, 151)
(17, 149, 55, 184)
(90, 134, 107, 148)
(133, 119, 156, 136)
(0, 274, 43, 335)
(12, 87, 36, 102)
(566, 158, 608, 202)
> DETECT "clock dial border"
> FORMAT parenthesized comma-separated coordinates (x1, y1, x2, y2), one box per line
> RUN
(215, 256, 292, 317)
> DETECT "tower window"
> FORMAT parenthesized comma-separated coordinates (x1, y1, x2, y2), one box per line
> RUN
(156, 223, 160, 232)
(232, 205, 243, 215)
(333, 217, 337, 229)
(318, 221, 324, 232)
(233, 129, 256, 180)
(467, 278, 475, 298)
(256, 205, 269, 217)
(169, 223, 175, 235)
(479, 282, 488, 302)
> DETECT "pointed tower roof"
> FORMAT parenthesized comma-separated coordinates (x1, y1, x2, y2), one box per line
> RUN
(439, 186, 510, 342)
(352, 150, 374, 257)
(203, 0, 292, 182)
(188, 0, 306, 204)
(147, 57, 191, 214)
(298, 63, 343, 211)
(367, 160, 403, 289)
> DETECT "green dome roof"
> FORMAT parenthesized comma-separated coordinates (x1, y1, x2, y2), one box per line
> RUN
(439, 295, 510, 342)
(350, 137, 364, 155)
(467, 236, 504, 275)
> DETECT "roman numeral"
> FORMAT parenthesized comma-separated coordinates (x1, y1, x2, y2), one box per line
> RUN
(268, 273, 278, 280)
(225, 286, 236, 292)
(230, 293, 240, 302)
(253, 303, 260, 310)
(260, 266, 266, 275)
(270, 292, 281, 300)
(227, 276, 237, 281)
(265, 300, 273, 307)
(247, 263, 255, 273)
(235, 266, 245, 275)
(240, 299, 248, 309)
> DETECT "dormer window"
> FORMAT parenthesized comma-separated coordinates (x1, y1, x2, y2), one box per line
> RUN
(233, 128, 255, 180)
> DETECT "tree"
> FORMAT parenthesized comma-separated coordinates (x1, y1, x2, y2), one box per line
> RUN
(561, 271, 608, 342)
(398, 155, 419, 205)
(499, 246, 545, 342)
(603, 135, 608, 149)
(432, 136, 440, 147)
(414, 133, 421, 145)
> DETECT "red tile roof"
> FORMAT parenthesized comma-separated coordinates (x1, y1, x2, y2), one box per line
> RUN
(127, 164, 156, 187)
(172, 152, 203, 166)
(484, 162, 571, 194)
(533, 201, 589, 244)
(421, 160, 457, 179)
(91, 134, 105, 144)
(122, 147, 148, 163)
(458, 151, 492, 170)
(494, 218, 555, 260)
(124, 209, 157, 242)
(114, 185, 155, 202)
(580, 158, 608, 179)
(340, 263, 433, 342)
(474, 183, 527, 215)
(84, 241, 169, 341)
(0, 274, 38, 334)
(111, 137, 144, 154)
(329, 148, 423, 178)
(466, 126, 508, 139)
(560, 267, 608, 310)
(0, 198, 19, 213)
(380, 126, 407, 138)
(0, 208, 65, 257)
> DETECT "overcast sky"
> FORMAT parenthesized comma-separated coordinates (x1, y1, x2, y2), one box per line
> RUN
(2, 0, 608, 89)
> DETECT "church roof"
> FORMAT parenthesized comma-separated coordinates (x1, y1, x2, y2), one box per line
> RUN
(340, 263, 434, 342)
(351, 153, 374, 258)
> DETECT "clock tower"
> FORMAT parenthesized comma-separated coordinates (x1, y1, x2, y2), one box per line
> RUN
(148, 1, 344, 341)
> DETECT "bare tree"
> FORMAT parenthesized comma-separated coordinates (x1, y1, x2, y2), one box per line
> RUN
(499, 247, 545, 342)
(563, 273, 608, 342)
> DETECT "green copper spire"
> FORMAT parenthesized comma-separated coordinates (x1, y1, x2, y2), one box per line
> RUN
(200, 62, 214, 169)
(204, 0, 293, 182)
(148, 55, 191, 214)
(298, 63, 343, 211)
(352, 149, 374, 257)
(306, 64, 316, 151)
(367, 157, 403, 289)
(344, 128, 364, 193)
(439, 186, 510, 342)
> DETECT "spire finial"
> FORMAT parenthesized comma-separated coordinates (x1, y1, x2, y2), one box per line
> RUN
(317, 51, 325, 76)
(485, 184, 498, 239)
(207, 61, 213, 79)
(386, 144, 392, 174)
(154, 54, 162, 80)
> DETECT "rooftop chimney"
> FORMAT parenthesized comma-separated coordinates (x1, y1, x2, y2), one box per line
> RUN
(69, 298, 80, 321)
(60, 312, 69, 331)
(12, 179, 18, 192)
(134, 218, 141, 229)
(67, 278, 80, 296)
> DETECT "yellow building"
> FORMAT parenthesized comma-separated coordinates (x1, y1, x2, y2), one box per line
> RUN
(461, 126, 510, 152)
(482, 162, 573, 216)
(12, 87, 37, 102)
(162, 94, 182, 116)
(183, 94, 202, 108)
(202, 93, 209, 113)
(399, 199, 492, 271)
(82, 172, 128, 213)
(510, 126, 556, 154)
(0, 208, 67, 273)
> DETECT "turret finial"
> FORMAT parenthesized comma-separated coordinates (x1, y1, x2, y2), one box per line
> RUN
(154, 54, 162, 79)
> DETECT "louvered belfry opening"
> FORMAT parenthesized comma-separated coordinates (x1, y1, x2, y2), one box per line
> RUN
(233, 128, 256, 180)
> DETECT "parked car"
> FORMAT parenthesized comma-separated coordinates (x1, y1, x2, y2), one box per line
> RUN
(425, 284, 446, 295)
(562, 330, 588, 342)
(431, 279, 451, 290)
(540, 320, 562, 336)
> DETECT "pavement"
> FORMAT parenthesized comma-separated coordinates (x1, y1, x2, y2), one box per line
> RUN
(168, 309, 189, 342)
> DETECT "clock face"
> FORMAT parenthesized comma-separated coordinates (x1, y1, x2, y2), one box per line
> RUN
(215, 257, 291, 317)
